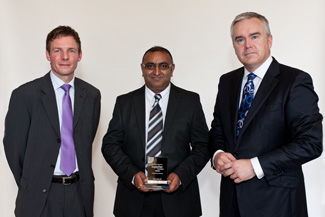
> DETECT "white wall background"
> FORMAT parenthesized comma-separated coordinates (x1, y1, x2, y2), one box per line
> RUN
(1, 0, 324, 216)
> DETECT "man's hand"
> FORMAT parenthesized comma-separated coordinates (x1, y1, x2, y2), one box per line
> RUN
(134, 171, 150, 192)
(164, 173, 180, 193)
(221, 159, 255, 183)
(214, 152, 236, 175)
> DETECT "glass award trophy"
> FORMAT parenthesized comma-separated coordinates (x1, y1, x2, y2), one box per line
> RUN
(144, 156, 169, 190)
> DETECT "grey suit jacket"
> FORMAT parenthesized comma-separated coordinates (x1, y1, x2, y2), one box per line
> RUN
(209, 58, 323, 217)
(3, 72, 101, 217)
(102, 83, 209, 217)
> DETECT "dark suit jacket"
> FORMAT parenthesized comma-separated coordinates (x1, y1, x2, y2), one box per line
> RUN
(209, 58, 323, 217)
(102, 83, 209, 217)
(3, 72, 101, 217)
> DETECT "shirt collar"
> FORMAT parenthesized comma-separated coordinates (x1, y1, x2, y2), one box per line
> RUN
(50, 71, 75, 90)
(145, 83, 171, 103)
(244, 55, 273, 79)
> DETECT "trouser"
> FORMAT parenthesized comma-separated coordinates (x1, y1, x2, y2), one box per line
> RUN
(140, 191, 165, 217)
(40, 179, 86, 217)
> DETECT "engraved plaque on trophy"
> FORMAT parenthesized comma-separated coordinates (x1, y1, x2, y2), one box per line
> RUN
(144, 156, 169, 190)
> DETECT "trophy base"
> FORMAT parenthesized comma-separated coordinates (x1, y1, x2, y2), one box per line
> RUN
(144, 183, 170, 191)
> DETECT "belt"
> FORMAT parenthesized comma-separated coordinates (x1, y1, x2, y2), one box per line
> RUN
(52, 172, 79, 185)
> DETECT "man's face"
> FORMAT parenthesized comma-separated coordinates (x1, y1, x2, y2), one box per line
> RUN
(232, 18, 272, 72)
(46, 36, 82, 82)
(141, 51, 175, 93)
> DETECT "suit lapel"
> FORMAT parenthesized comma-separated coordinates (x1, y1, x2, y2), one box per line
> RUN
(40, 73, 60, 137)
(133, 86, 146, 149)
(163, 84, 181, 140)
(135, 84, 178, 151)
(239, 59, 280, 139)
(230, 69, 245, 141)
(73, 78, 85, 129)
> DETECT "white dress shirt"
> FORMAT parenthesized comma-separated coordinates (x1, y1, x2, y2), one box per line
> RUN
(50, 72, 79, 176)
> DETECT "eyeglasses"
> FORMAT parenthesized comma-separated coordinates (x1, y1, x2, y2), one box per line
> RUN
(142, 62, 173, 70)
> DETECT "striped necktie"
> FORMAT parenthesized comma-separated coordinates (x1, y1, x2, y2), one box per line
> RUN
(146, 94, 163, 160)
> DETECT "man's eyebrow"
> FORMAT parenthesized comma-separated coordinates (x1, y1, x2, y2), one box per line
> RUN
(249, 32, 261, 36)
(52, 47, 77, 50)
(234, 36, 244, 41)
(234, 32, 261, 41)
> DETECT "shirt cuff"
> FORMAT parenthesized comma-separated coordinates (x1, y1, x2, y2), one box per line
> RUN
(132, 175, 135, 185)
(250, 157, 264, 179)
(212, 150, 224, 168)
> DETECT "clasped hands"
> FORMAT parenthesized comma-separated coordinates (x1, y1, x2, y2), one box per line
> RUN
(214, 152, 255, 183)
(134, 171, 180, 193)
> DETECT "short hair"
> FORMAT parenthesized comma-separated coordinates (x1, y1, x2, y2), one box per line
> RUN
(46, 26, 81, 54)
(231, 12, 271, 38)
(142, 46, 174, 64)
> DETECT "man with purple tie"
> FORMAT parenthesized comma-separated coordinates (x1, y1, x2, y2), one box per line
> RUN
(3, 26, 101, 217)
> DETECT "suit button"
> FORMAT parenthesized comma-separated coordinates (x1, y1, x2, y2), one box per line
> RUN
(42, 189, 47, 193)
(234, 152, 239, 156)
(57, 138, 61, 143)
(50, 164, 55, 168)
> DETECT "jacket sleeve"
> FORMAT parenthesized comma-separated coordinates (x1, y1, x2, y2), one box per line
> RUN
(101, 97, 140, 189)
(172, 94, 210, 190)
(92, 90, 101, 139)
(259, 72, 323, 180)
(208, 76, 228, 168)
(3, 89, 31, 186)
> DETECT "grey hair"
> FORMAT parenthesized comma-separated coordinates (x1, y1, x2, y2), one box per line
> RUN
(230, 12, 271, 38)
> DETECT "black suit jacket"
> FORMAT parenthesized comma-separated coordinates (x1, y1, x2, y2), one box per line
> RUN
(209, 58, 323, 217)
(3, 72, 101, 217)
(102, 84, 209, 217)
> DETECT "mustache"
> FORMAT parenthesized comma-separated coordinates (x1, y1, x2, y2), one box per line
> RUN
(150, 74, 164, 78)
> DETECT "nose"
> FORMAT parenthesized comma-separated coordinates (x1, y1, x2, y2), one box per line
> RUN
(62, 51, 68, 60)
(245, 39, 252, 49)
(153, 64, 160, 75)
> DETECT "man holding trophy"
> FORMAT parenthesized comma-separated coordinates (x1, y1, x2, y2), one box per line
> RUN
(102, 46, 209, 217)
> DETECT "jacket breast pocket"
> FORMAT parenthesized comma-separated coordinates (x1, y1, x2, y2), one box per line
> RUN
(262, 103, 281, 113)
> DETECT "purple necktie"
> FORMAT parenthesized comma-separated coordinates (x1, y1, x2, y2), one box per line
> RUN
(60, 84, 76, 176)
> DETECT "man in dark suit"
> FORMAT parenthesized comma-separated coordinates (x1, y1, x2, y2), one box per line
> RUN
(3, 26, 101, 217)
(102, 46, 209, 217)
(209, 12, 323, 217)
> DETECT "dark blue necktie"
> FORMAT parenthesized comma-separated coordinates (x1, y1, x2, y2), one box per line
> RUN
(236, 73, 257, 137)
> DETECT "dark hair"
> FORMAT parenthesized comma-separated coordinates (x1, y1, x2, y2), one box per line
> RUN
(142, 46, 174, 64)
(46, 26, 81, 54)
